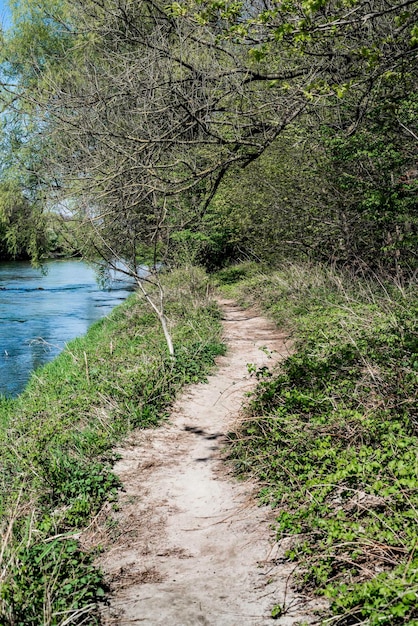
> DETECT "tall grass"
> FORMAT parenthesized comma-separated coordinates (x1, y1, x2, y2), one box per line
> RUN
(220, 262, 418, 625)
(0, 267, 225, 625)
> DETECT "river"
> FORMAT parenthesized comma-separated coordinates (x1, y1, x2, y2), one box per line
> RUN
(0, 259, 134, 397)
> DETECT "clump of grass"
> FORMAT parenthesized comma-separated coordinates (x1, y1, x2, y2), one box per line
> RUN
(213, 261, 263, 286)
(0, 266, 225, 625)
(221, 262, 418, 625)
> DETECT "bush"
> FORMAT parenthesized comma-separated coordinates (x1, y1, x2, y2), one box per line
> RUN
(0, 268, 225, 624)
(226, 263, 418, 624)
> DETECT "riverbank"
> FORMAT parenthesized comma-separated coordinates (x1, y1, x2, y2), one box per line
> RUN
(0, 258, 132, 397)
(1, 262, 417, 624)
(0, 267, 225, 624)
(220, 262, 418, 624)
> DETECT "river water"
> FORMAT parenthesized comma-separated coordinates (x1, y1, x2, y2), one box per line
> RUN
(0, 259, 133, 397)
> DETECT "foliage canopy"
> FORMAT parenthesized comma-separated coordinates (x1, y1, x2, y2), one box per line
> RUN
(0, 0, 416, 273)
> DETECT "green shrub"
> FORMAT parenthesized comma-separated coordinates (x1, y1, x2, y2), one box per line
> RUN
(0, 268, 224, 624)
(227, 263, 418, 624)
(0, 539, 105, 626)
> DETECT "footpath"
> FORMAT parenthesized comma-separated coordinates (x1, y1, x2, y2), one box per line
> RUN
(90, 300, 319, 625)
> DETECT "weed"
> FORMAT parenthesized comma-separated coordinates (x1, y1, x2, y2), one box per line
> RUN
(224, 262, 418, 624)
(0, 267, 224, 623)
(0, 539, 105, 626)
(271, 603, 283, 618)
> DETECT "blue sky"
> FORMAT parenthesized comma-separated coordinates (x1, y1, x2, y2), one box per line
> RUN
(0, 0, 11, 30)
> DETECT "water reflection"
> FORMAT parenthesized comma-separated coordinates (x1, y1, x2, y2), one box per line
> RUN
(0, 259, 134, 397)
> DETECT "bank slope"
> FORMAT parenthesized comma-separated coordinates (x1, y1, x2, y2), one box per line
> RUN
(222, 263, 418, 625)
(0, 267, 225, 625)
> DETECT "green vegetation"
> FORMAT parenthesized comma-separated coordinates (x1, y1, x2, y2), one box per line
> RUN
(0, 0, 416, 622)
(219, 263, 418, 624)
(0, 267, 225, 625)
(0, 0, 416, 277)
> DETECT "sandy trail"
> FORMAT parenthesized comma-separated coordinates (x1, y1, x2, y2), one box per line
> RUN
(95, 299, 318, 625)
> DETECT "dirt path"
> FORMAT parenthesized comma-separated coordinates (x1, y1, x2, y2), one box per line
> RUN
(94, 299, 318, 625)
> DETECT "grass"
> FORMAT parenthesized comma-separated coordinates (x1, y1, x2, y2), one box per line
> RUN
(217, 262, 418, 625)
(0, 266, 225, 625)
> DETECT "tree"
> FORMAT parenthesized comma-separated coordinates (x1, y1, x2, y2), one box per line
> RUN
(1, 0, 417, 294)
(0, 106, 50, 261)
(0, 180, 47, 260)
(319, 87, 418, 275)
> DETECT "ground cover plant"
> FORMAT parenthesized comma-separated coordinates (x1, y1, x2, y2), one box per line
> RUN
(220, 263, 418, 625)
(0, 267, 225, 625)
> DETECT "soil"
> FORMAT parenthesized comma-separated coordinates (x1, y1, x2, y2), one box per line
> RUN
(90, 299, 323, 625)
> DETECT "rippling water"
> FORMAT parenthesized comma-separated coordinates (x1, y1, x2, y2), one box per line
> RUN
(0, 259, 133, 397)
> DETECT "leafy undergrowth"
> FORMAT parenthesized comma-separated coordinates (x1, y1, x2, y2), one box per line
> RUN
(221, 263, 418, 625)
(0, 267, 225, 625)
